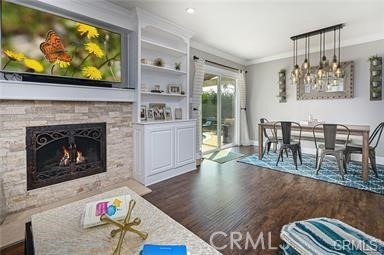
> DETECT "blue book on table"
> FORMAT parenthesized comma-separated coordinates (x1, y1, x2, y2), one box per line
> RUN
(141, 244, 187, 255)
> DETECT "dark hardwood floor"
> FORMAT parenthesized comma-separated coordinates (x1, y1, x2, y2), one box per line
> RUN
(2, 146, 383, 255)
(143, 146, 384, 254)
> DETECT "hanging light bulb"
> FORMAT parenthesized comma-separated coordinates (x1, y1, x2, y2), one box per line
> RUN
(331, 28, 338, 72)
(317, 63, 324, 79)
(304, 70, 312, 84)
(335, 63, 344, 78)
(331, 55, 338, 72)
(294, 64, 301, 76)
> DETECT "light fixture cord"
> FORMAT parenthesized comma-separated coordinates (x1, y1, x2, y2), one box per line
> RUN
(295, 39, 298, 65)
(305, 36, 307, 60)
(333, 29, 336, 56)
(308, 36, 310, 61)
(323, 32, 326, 56)
(319, 32, 322, 61)
(293, 40, 295, 66)
(338, 28, 341, 63)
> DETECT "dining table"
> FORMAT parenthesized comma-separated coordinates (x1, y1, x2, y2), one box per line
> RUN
(258, 122, 371, 181)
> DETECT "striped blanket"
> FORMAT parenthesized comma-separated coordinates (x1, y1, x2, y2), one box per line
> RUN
(280, 218, 384, 255)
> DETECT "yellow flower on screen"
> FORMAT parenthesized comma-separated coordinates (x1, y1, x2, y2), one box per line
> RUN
(55, 60, 71, 68)
(82, 66, 102, 80)
(85, 42, 104, 58)
(3, 50, 24, 61)
(24, 58, 44, 72)
(76, 23, 99, 39)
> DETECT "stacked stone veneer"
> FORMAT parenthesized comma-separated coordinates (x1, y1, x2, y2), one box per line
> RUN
(0, 100, 133, 213)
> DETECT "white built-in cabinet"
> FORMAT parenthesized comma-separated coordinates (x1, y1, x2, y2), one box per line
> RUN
(133, 120, 196, 186)
(132, 8, 196, 186)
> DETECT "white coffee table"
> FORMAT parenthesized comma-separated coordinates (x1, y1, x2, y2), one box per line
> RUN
(31, 187, 221, 255)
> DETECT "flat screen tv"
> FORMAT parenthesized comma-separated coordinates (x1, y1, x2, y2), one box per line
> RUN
(1, 0, 126, 87)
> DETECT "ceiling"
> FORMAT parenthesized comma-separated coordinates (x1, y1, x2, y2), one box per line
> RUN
(110, 0, 384, 65)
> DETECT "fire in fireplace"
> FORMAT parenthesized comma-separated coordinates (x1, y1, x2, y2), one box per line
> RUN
(60, 145, 86, 166)
(26, 123, 106, 190)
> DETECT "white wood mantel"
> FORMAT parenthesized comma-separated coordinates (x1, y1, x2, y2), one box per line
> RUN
(0, 80, 135, 102)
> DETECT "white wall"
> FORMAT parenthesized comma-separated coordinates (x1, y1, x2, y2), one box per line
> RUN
(246, 40, 384, 157)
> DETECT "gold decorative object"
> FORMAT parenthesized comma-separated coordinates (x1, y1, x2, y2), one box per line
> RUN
(100, 199, 148, 255)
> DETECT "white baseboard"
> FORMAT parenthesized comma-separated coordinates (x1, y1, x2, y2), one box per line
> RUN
(250, 140, 384, 165)
(250, 140, 258, 146)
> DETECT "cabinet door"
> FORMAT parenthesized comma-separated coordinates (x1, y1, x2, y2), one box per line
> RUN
(175, 124, 196, 167)
(147, 126, 174, 175)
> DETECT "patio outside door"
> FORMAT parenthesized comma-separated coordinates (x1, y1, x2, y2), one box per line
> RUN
(202, 72, 237, 154)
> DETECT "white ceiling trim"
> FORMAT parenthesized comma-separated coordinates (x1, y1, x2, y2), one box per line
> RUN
(246, 32, 384, 66)
(190, 40, 247, 66)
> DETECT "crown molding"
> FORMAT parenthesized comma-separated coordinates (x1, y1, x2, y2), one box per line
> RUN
(136, 7, 194, 40)
(190, 40, 247, 66)
(246, 32, 384, 66)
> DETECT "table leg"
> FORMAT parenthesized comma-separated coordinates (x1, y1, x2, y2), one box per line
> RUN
(258, 124, 264, 159)
(362, 131, 369, 182)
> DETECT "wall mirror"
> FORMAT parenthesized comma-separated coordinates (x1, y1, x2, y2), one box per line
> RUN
(297, 61, 354, 100)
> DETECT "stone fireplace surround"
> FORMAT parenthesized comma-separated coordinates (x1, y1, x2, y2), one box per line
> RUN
(0, 100, 133, 213)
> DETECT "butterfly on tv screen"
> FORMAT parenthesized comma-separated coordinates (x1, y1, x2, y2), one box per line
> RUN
(40, 30, 72, 63)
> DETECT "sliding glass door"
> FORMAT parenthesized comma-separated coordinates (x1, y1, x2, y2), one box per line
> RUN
(202, 72, 237, 154)
(202, 73, 219, 153)
(220, 77, 236, 148)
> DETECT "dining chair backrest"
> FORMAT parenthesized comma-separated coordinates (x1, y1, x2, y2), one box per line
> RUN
(260, 118, 276, 140)
(369, 122, 384, 149)
(274, 121, 302, 145)
(260, 118, 269, 138)
(313, 124, 350, 150)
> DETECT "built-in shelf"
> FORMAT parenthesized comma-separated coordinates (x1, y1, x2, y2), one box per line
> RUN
(141, 92, 186, 97)
(135, 119, 191, 125)
(141, 39, 187, 57)
(141, 63, 187, 75)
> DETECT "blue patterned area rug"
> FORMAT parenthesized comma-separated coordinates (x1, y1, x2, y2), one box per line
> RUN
(238, 153, 384, 195)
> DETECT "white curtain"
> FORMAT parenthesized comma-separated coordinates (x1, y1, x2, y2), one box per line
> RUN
(191, 59, 205, 158)
(238, 71, 250, 146)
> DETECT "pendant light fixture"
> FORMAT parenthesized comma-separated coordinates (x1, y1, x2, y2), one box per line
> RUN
(335, 27, 344, 78)
(291, 39, 300, 84)
(290, 24, 344, 86)
(321, 32, 329, 69)
(317, 32, 324, 80)
(302, 36, 309, 70)
(304, 36, 312, 84)
(331, 28, 338, 72)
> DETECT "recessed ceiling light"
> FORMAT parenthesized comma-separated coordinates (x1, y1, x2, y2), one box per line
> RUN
(185, 8, 195, 14)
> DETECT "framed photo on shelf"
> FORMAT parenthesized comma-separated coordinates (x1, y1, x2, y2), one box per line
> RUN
(167, 84, 181, 94)
(140, 105, 147, 121)
(174, 108, 182, 120)
(147, 109, 154, 121)
(165, 107, 172, 120)
(149, 103, 166, 120)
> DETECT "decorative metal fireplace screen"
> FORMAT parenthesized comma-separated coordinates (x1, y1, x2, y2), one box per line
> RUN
(26, 123, 106, 190)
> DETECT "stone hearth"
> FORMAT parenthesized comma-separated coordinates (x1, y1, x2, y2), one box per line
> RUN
(0, 100, 133, 213)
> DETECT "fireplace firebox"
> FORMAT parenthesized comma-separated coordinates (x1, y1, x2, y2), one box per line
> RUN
(26, 123, 106, 190)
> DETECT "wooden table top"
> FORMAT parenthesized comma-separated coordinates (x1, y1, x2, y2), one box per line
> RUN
(260, 122, 370, 132)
